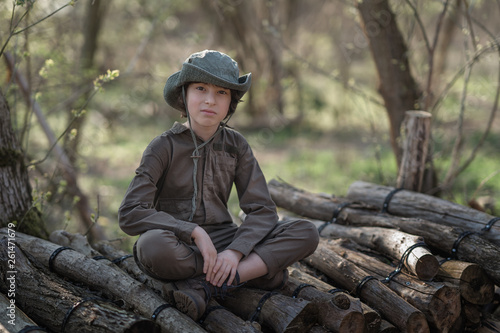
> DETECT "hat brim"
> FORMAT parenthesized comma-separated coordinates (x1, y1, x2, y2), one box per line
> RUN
(164, 63, 251, 111)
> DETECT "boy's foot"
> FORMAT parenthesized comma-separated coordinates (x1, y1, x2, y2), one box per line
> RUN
(164, 274, 241, 321)
(246, 269, 289, 291)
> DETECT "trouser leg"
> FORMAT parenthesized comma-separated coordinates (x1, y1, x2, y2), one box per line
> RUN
(134, 229, 204, 281)
(252, 219, 319, 278)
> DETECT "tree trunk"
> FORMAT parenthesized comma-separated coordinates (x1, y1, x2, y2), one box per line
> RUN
(65, 0, 110, 164)
(355, 0, 422, 166)
(4, 53, 106, 242)
(306, 240, 429, 332)
(397, 111, 432, 192)
(0, 88, 47, 238)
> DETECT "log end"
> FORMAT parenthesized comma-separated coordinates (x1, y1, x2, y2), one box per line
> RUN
(461, 264, 495, 305)
(428, 285, 461, 332)
(337, 310, 365, 333)
(406, 311, 430, 333)
(414, 254, 440, 281)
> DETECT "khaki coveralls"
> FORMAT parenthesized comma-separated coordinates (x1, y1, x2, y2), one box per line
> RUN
(119, 122, 319, 281)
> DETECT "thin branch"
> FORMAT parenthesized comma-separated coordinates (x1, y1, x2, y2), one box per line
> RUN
(274, 32, 384, 108)
(442, 27, 473, 188)
(471, 169, 500, 200)
(0, 1, 73, 58)
(463, 0, 478, 52)
(404, 0, 432, 54)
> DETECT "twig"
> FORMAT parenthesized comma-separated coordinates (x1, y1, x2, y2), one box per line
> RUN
(0, 1, 73, 58)
(442, 22, 474, 188)
(404, 0, 432, 54)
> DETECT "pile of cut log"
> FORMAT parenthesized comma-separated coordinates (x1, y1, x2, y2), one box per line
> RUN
(1, 179, 499, 333)
(268, 179, 500, 332)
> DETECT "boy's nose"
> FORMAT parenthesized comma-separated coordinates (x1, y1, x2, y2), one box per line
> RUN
(205, 91, 216, 105)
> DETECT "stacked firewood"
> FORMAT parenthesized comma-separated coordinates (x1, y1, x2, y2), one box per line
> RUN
(268, 179, 500, 332)
(0, 179, 499, 332)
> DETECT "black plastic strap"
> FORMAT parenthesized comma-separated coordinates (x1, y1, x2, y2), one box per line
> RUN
(112, 254, 133, 265)
(382, 242, 427, 283)
(248, 291, 278, 322)
(198, 305, 226, 324)
(18, 326, 48, 333)
(318, 202, 353, 234)
(49, 246, 73, 272)
(381, 188, 404, 214)
(61, 297, 103, 332)
(355, 276, 377, 297)
(291, 283, 316, 298)
(482, 217, 500, 232)
(447, 231, 475, 260)
(151, 303, 172, 320)
(92, 255, 109, 261)
(328, 288, 347, 295)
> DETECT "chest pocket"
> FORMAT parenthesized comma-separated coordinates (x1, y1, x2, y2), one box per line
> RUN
(214, 154, 237, 185)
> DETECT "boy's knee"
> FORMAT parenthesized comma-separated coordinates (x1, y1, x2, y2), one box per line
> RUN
(294, 219, 320, 254)
(135, 229, 200, 280)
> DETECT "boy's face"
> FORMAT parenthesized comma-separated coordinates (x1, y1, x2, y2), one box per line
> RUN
(186, 82, 231, 132)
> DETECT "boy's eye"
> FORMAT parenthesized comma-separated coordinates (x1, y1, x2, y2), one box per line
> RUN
(218, 90, 228, 95)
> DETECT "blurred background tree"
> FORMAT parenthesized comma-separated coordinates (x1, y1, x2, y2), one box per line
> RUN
(1, 0, 498, 244)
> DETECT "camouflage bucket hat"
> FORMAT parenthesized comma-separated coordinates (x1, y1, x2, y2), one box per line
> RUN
(163, 50, 252, 111)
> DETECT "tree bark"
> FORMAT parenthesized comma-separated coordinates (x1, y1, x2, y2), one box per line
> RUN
(346, 181, 500, 244)
(92, 239, 166, 292)
(0, 88, 47, 238)
(305, 240, 429, 332)
(397, 111, 432, 192)
(355, 0, 422, 167)
(281, 276, 364, 333)
(218, 287, 316, 333)
(319, 223, 439, 281)
(288, 266, 381, 333)
(201, 299, 262, 333)
(0, 229, 206, 333)
(325, 239, 461, 332)
(0, 293, 45, 333)
(379, 320, 399, 333)
(0, 238, 160, 333)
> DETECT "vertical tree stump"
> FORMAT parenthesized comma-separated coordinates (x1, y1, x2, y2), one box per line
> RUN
(397, 110, 432, 192)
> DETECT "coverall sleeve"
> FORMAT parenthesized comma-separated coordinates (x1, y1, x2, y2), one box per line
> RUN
(118, 136, 197, 244)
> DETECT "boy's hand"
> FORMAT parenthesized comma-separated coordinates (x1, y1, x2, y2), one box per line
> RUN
(210, 249, 243, 287)
(191, 226, 217, 282)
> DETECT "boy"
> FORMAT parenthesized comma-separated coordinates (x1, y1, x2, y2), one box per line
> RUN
(119, 50, 319, 320)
